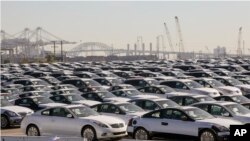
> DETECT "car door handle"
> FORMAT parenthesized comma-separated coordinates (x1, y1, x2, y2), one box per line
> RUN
(161, 122, 168, 126)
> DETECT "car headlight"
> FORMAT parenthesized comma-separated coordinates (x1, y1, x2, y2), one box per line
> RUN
(212, 125, 229, 132)
(93, 121, 109, 128)
(5, 111, 19, 117)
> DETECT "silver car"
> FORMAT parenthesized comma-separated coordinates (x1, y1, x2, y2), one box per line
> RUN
(21, 105, 127, 140)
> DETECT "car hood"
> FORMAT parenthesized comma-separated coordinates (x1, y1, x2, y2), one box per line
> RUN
(1, 106, 33, 113)
(126, 111, 147, 117)
(192, 88, 220, 97)
(131, 95, 159, 99)
(236, 85, 250, 90)
(73, 100, 100, 106)
(217, 86, 242, 95)
(234, 114, 250, 123)
(80, 115, 125, 124)
(199, 118, 242, 128)
(103, 97, 130, 102)
(39, 103, 66, 108)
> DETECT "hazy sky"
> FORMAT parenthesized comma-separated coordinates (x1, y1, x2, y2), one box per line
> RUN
(1, 1, 250, 54)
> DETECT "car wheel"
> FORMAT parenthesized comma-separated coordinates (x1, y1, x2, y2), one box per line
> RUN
(200, 130, 217, 141)
(26, 125, 40, 136)
(134, 127, 150, 140)
(1, 115, 9, 128)
(82, 126, 97, 141)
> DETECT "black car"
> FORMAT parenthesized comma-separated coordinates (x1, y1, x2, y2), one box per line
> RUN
(13, 96, 64, 111)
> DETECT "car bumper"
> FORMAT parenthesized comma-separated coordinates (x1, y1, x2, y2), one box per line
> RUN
(96, 127, 127, 139)
(9, 116, 23, 126)
(217, 132, 230, 141)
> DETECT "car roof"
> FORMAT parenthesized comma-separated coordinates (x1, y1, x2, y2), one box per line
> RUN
(194, 101, 236, 105)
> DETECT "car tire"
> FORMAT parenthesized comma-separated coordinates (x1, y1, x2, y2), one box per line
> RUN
(82, 126, 97, 141)
(1, 115, 9, 128)
(133, 127, 151, 140)
(199, 129, 217, 141)
(26, 124, 40, 136)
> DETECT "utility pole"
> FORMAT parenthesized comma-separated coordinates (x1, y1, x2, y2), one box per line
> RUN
(61, 41, 63, 62)
(53, 41, 56, 61)
(237, 27, 242, 57)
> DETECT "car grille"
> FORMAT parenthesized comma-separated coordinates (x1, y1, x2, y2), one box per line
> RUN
(18, 112, 27, 117)
(110, 123, 124, 128)
(113, 131, 126, 135)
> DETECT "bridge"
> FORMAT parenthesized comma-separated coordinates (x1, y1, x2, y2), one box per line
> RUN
(66, 42, 216, 59)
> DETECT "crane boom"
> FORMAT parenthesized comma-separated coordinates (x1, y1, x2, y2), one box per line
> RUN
(175, 16, 185, 53)
(164, 22, 174, 52)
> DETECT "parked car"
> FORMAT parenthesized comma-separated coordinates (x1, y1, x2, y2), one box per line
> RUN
(13, 96, 65, 111)
(50, 94, 100, 106)
(214, 76, 250, 95)
(193, 78, 242, 95)
(169, 94, 215, 106)
(91, 102, 146, 124)
(192, 101, 250, 124)
(129, 98, 179, 111)
(160, 79, 220, 97)
(1, 99, 33, 128)
(127, 107, 241, 140)
(21, 105, 127, 140)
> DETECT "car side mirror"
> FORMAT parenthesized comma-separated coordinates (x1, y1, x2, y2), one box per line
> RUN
(181, 115, 188, 121)
(222, 112, 230, 117)
(66, 114, 73, 118)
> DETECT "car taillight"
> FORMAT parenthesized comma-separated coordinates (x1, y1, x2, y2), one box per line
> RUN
(128, 118, 133, 126)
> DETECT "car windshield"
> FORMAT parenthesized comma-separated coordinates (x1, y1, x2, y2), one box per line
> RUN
(196, 96, 215, 102)
(70, 106, 99, 117)
(231, 96, 250, 103)
(146, 80, 159, 85)
(64, 89, 81, 94)
(225, 104, 250, 115)
(109, 79, 122, 85)
(84, 80, 101, 87)
(227, 78, 243, 85)
(65, 95, 85, 101)
(118, 103, 144, 113)
(32, 80, 49, 85)
(159, 86, 175, 93)
(207, 80, 225, 87)
(97, 92, 116, 98)
(155, 73, 165, 77)
(184, 108, 214, 120)
(47, 77, 59, 82)
(124, 89, 141, 96)
(33, 97, 54, 104)
(106, 73, 119, 77)
(185, 81, 203, 88)
(156, 100, 179, 108)
(0, 99, 13, 107)
(208, 72, 219, 77)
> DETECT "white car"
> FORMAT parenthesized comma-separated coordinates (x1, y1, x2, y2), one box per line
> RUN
(127, 107, 242, 141)
(192, 101, 250, 124)
(91, 102, 146, 124)
(111, 89, 159, 99)
(21, 105, 127, 140)
(50, 94, 100, 106)
(160, 79, 221, 97)
(1, 99, 33, 128)
(193, 78, 242, 95)
(129, 98, 179, 111)
(214, 76, 250, 95)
